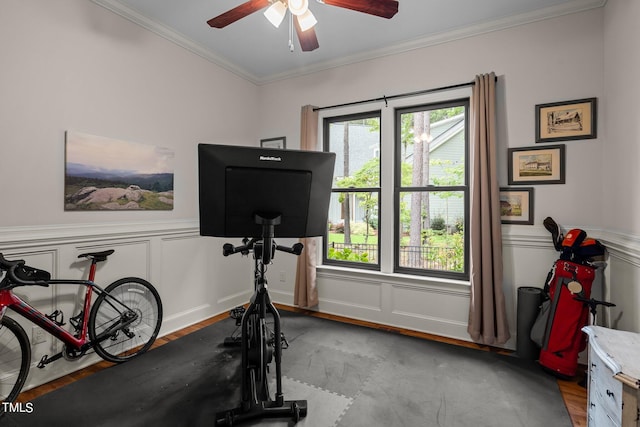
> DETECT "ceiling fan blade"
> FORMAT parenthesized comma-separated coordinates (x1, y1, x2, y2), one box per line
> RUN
(294, 19, 319, 52)
(207, 0, 271, 28)
(322, 0, 399, 19)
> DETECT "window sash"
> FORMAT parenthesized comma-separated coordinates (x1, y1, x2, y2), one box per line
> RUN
(324, 189, 381, 269)
(323, 111, 381, 269)
(394, 189, 469, 279)
(393, 99, 470, 279)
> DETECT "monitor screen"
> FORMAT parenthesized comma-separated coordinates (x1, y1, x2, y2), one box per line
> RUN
(198, 144, 336, 238)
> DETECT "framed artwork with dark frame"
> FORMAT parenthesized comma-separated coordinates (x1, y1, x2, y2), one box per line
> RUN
(535, 98, 597, 143)
(260, 136, 286, 149)
(508, 144, 565, 185)
(500, 187, 534, 225)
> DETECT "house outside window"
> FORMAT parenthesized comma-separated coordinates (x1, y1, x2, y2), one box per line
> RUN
(322, 98, 469, 281)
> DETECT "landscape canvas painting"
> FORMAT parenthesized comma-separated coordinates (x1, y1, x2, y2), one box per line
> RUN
(65, 132, 174, 211)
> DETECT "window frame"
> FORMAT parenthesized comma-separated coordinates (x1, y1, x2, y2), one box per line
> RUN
(393, 98, 470, 280)
(322, 110, 382, 271)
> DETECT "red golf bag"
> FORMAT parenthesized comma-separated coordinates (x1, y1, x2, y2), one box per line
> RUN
(534, 221, 606, 377)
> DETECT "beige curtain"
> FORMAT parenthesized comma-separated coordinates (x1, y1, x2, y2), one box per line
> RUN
(294, 105, 320, 308)
(467, 72, 510, 345)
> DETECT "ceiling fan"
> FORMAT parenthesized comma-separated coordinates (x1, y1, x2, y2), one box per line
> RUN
(207, 0, 399, 52)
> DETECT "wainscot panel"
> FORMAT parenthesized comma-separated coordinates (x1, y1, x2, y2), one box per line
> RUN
(389, 283, 470, 339)
(0, 220, 245, 393)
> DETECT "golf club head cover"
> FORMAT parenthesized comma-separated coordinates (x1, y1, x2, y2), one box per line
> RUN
(543, 217, 563, 251)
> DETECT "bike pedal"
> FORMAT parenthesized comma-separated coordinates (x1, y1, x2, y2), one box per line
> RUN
(229, 306, 246, 326)
(38, 352, 63, 368)
(229, 306, 246, 319)
(37, 355, 49, 369)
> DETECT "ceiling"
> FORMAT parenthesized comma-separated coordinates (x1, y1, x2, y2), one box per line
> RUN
(91, 0, 605, 84)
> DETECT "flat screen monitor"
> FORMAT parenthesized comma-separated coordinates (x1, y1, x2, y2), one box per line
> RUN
(198, 144, 336, 238)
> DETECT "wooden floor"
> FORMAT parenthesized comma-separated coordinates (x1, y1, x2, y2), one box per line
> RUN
(17, 305, 588, 426)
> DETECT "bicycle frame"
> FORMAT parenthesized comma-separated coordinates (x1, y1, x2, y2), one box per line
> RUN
(0, 258, 135, 354)
(0, 280, 97, 351)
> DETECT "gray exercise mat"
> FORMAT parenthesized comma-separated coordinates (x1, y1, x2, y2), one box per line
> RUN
(4, 311, 571, 427)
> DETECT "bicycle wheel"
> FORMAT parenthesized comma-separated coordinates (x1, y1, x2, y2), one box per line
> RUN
(89, 277, 162, 363)
(0, 316, 30, 409)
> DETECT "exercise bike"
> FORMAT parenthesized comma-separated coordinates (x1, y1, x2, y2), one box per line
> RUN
(214, 213, 307, 426)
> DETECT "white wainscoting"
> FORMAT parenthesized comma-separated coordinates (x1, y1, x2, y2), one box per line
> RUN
(313, 267, 474, 344)
(1, 222, 638, 392)
(0, 220, 251, 393)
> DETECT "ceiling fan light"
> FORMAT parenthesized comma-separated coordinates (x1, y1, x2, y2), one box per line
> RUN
(288, 0, 308, 16)
(297, 9, 317, 32)
(264, 1, 287, 28)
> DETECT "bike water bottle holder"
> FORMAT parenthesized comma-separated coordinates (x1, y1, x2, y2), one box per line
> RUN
(46, 310, 66, 327)
(69, 311, 84, 332)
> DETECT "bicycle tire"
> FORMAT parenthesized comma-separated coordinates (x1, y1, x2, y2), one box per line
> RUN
(0, 316, 31, 410)
(89, 277, 162, 363)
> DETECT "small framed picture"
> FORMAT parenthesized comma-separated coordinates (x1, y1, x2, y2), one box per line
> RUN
(535, 98, 597, 143)
(500, 187, 534, 225)
(508, 144, 565, 185)
(260, 137, 286, 149)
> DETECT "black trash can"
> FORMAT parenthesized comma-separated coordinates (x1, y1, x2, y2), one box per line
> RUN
(516, 286, 543, 360)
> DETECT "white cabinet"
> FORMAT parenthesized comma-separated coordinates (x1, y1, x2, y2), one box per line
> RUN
(583, 326, 640, 427)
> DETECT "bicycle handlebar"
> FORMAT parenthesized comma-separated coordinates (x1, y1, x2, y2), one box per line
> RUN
(223, 238, 256, 257)
(222, 239, 303, 257)
(0, 253, 24, 270)
(0, 253, 50, 287)
(276, 243, 304, 256)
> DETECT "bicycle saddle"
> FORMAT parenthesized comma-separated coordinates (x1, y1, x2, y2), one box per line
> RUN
(78, 249, 115, 262)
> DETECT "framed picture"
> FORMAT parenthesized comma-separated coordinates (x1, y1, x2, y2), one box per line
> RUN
(535, 98, 597, 143)
(64, 131, 174, 211)
(500, 187, 534, 225)
(260, 136, 286, 149)
(508, 144, 565, 185)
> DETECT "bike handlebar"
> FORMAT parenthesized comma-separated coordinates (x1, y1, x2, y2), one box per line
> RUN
(222, 240, 303, 257)
(276, 243, 304, 256)
(223, 238, 256, 257)
(0, 253, 50, 288)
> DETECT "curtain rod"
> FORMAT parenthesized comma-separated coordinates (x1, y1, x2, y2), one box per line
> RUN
(313, 76, 496, 112)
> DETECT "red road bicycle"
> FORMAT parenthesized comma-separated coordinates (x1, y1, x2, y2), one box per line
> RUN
(0, 249, 162, 411)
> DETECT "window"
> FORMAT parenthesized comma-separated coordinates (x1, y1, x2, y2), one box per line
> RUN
(323, 111, 381, 269)
(322, 98, 469, 280)
(395, 99, 469, 279)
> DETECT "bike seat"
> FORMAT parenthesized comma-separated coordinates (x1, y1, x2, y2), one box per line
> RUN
(78, 249, 115, 262)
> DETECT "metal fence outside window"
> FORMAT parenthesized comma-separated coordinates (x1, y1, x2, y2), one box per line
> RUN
(329, 242, 459, 271)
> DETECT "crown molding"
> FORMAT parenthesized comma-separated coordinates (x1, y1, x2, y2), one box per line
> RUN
(90, 0, 261, 83)
(91, 0, 606, 85)
(263, 0, 607, 84)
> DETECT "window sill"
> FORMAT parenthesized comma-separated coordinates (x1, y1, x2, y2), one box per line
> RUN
(317, 264, 470, 294)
